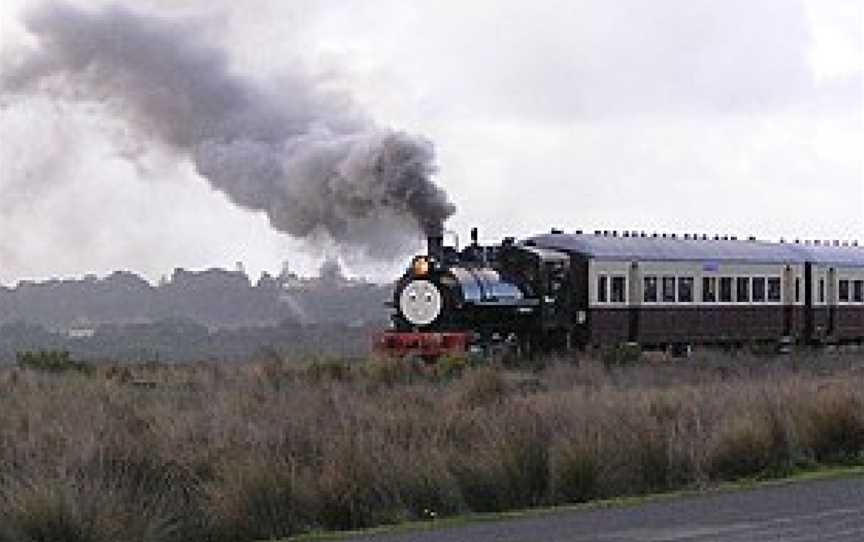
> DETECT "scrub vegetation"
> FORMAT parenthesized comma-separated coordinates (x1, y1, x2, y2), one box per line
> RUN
(0, 350, 863, 541)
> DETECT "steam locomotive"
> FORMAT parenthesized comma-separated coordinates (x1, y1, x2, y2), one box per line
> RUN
(376, 228, 864, 359)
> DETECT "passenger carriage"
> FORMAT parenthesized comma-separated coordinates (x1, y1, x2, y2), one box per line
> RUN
(529, 231, 864, 349)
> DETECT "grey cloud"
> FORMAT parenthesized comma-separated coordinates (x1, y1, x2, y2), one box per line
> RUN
(1, 2, 454, 259)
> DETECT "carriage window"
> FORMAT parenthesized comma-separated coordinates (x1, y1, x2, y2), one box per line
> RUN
(643, 276, 658, 303)
(702, 277, 717, 302)
(678, 277, 694, 303)
(795, 277, 800, 303)
(597, 275, 608, 303)
(819, 278, 825, 303)
(611, 276, 626, 303)
(662, 276, 676, 302)
(768, 277, 781, 302)
(752, 277, 766, 302)
(839, 279, 849, 302)
(854, 280, 864, 303)
(720, 277, 733, 302)
(736, 277, 750, 302)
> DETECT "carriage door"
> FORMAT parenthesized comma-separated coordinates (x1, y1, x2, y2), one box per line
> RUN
(782, 265, 794, 338)
(804, 262, 813, 341)
(827, 267, 836, 337)
(628, 261, 640, 343)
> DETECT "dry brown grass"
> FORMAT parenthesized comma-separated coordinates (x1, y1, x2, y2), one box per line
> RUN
(0, 351, 862, 541)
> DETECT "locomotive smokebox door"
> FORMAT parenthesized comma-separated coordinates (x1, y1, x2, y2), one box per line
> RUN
(399, 279, 443, 326)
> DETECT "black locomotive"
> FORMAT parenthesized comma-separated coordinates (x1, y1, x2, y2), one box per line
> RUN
(379, 228, 864, 358)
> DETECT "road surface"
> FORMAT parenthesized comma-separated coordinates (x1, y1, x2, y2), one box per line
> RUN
(347, 476, 864, 542)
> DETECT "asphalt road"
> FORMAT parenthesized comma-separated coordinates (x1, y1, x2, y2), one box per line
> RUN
(347, 476, 864, 542)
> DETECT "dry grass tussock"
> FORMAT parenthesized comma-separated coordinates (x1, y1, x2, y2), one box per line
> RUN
(0, 351, 862, 541)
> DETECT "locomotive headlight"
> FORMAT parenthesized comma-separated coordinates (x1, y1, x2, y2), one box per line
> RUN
(412, 256, 430, 277)
(399, 279, 442, 326)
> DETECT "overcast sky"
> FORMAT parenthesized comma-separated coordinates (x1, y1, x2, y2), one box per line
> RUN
(0, 0, 861, 285)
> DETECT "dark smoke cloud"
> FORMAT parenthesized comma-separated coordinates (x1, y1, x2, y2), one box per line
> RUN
(1, 2, 454, 257)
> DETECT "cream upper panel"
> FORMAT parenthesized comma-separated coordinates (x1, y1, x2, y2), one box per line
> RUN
(589, 259, 803, 307)
(807, 264, 862, 305)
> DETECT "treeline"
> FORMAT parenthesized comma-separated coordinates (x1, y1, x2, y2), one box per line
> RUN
(0, 266, 391, 329)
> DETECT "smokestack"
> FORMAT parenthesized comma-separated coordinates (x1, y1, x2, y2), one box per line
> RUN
(427, 222, 444, 262)
(1, 3, 455, 259)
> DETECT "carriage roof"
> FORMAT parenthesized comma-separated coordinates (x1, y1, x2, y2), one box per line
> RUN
(527, 233, 864, 267)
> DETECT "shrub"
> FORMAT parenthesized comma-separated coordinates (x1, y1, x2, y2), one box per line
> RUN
(434, 354, 471, 379)
(206, 460, 318, 540)
(601, 343, 641, 367)
(362, 358, 418, 387)
(447, 451, 512, 513)
(396, 453, 465, 520)
(449, 405, 550, 512)
(550, 437, 600, 503)
(455, 367, 510, 409)
(315, 432, 404, 530)
(0, 353, 862, 541)
(0, 477, 108, 542)
(0, 453, 204, 542)
(305, 360, 353, 383)
(16, 350, 93, 375)
(707, 413, 787, 479)
(803, 388, 864, 462)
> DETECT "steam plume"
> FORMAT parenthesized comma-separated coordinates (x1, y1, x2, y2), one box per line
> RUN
(1, 2, 455, 257)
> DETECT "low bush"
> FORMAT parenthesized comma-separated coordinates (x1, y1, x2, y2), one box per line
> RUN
(16, 350, 93, 375)
(206, 460, 318, 541)
(550, 437, 600, 503)
(0, 353, 861, 541)
(803, 387, 864, 462)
